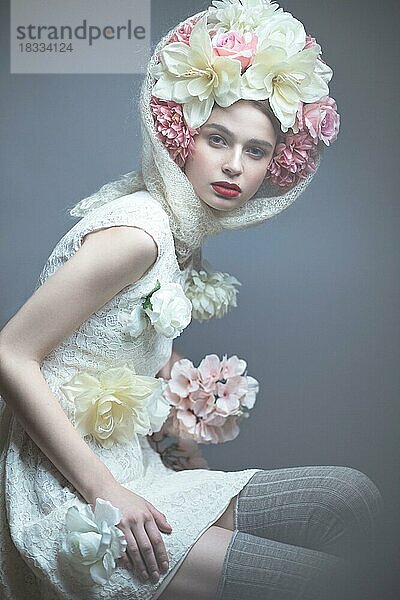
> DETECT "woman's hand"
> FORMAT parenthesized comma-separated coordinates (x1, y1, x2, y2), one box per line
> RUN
(156, 348, 184, 380)
(89, 482, 172, 583)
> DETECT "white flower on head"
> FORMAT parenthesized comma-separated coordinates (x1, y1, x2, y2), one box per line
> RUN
(208, 0, 283, 34)
(144, 282, 192, 338)
(241, 44, 329, 131)
(60, 365, 162, 448)
(257, 12, 307, 58)
(184, 262, 241, 321)
(61, 498, 127, 585)
(152, 16, 242, 128)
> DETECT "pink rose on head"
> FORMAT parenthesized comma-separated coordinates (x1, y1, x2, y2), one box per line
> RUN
(300, 97, 340, 146)
(212, 30, 258, 70)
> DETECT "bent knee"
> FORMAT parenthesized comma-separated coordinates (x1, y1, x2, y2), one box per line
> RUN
(320, 466, 383, 534)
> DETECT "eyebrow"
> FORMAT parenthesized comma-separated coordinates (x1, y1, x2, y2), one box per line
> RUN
(202, 123, 274, 150)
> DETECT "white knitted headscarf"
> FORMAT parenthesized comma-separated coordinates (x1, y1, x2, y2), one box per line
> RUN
(69, 9, 324, 270)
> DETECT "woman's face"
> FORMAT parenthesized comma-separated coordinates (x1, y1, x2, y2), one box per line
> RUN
(184, 100, 277, 212)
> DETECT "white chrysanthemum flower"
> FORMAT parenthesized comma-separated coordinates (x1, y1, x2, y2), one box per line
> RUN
(241, 44, 329, 131)
(151, 16, 242, 128)
(208, 0, 283, 34)
(184, 265, 241, 321)
(61, 498, 127, 584)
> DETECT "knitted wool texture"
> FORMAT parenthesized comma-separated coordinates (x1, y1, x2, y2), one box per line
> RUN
(69, 9, 324, 270)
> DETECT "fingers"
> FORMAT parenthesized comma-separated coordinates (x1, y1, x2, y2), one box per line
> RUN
(124, 530, 150, 583)
(147, 504, 172, 533)
(144, 518, 170, 574)
(131, 520, 166, 583)
(122, 520, 170, 583)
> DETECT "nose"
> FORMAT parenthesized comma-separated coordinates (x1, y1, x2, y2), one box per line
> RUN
(222, 147, 243, 177)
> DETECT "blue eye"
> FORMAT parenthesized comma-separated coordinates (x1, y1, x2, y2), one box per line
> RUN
(209, 134, 225, 145)
(248, 147, 265, 158)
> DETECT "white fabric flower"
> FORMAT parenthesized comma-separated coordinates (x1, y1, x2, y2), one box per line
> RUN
(184, 263, 241, 321)
(61, 498, 127, 585)
(122, 305, 148, 338)
(241, 44, 329, 131)
(145, 282, 192, 338)
(151, 15, 242, 128)
(208, 0, 283, 34)
(60, 365, 162, 448)
(256, 12, 307, 58)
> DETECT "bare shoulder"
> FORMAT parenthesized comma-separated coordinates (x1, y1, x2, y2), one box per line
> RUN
(82, 225, 158, 286)
(0, 225, 159, 362)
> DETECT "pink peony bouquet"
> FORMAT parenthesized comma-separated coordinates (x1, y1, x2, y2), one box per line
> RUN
(159, 354, 259, 444)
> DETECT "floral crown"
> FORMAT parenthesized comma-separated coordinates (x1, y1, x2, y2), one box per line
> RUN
(149, 0, 340, 190)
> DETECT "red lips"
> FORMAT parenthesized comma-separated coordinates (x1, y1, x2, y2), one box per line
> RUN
(211, 181, 241, 192)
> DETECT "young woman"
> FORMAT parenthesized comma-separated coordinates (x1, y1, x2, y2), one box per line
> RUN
(0, 2, 383, 599)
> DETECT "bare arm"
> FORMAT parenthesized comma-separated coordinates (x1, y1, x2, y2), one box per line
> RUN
(0, 225, 171, 582)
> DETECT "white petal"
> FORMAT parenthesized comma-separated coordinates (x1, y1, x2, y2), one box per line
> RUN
(183, 96, 215, 129)
(161, 42, 191, 76)
(94, 499, 122, 527)
(77, 532, 103, 564)
(315, 57, 333, 84)
(300, 72, 329, 103)
(89, 560, 110, 585)
(65, 506, 98, 534)
(187, 15, 213, 59)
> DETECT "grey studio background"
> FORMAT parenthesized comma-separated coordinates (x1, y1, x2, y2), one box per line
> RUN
(1, 0, 399, 598)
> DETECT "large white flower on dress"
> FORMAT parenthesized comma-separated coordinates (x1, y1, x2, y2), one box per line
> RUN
(62, 498, 127, 584)
(60, 365, 163, 448)
(241, 44, 330, 131)
(208, 0, 283, 34)
(151, 16, 242, 128)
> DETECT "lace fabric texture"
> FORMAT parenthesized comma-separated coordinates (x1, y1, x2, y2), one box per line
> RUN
(0, 191, 261, 600)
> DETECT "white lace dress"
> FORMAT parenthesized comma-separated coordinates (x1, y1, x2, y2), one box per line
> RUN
(0, 191, 261, 600)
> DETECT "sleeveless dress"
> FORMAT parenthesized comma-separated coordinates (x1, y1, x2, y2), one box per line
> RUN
(0, 191, 262, 600)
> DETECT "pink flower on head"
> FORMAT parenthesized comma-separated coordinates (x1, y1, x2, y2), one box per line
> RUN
(265, 131, 319, 189)
(212, 30, 258, 70)
(304, 34, 318, 49)
(220, 354, 246, 379)
(168, 358, 200, 397)
(168, 16, 201, 45)
(299, 96, 340, 146)
(150, 96, 199, 168)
